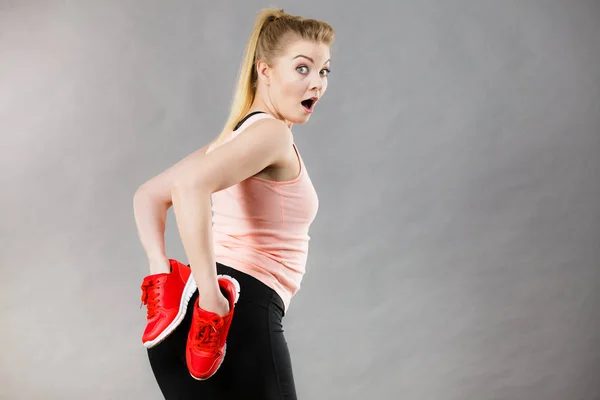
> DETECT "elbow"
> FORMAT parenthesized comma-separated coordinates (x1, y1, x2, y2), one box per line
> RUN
(133, 184, 145, 201)
(133, 183, 171, 209)
(133, 184, 150, 208)
(134, 182, 154, 200)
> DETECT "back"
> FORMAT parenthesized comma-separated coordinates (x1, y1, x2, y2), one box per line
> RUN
(207, 112, 319, 311)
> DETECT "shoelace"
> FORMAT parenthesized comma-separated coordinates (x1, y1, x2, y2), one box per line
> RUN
(192, 314, 225, 352)
(140, 278, 162, 320)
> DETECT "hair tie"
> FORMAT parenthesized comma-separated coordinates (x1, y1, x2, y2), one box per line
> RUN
(269, 9, 285, 23)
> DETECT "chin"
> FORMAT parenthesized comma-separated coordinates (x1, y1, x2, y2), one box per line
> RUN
(288, 113, 311, 125)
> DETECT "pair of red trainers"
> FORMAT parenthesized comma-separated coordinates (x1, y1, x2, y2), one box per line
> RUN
(140, 259, 240, 380)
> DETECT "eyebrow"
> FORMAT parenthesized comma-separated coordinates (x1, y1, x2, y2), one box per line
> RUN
(293, 55, 331, 65)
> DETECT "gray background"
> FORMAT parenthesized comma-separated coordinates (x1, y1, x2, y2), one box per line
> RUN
(1, 0, 599, 399)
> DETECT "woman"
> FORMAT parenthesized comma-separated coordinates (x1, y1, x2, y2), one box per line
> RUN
(133, 7, 334, 399)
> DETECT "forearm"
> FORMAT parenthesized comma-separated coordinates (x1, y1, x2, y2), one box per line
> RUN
(133, 185, 171, 266)
(171, 183, 219, 293)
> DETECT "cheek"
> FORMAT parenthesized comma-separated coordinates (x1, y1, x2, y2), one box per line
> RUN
(277, 82, 304, 107)
(272, 71, 306, 109)
(279, 69, 303, 87)
(281, 74, 304, 94)
(288, 82, 306, 99)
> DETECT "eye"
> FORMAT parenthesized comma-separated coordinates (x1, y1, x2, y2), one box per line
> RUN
(320, 68, 331, 77)
(296, 65, 309, 74)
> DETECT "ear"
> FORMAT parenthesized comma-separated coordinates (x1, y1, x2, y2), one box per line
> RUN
(256, 59, 271, 85)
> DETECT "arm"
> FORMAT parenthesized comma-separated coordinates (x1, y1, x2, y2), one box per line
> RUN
(170, 118, 292, 311)
(133, 140, 214, 274)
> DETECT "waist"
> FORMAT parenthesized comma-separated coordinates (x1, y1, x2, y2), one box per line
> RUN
(213, 244, 306, 312)
(216, 262, 285, 315)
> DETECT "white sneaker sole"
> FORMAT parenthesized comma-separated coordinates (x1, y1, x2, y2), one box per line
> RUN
(143, 272, 198, 349)
(217, 274, 241, 305)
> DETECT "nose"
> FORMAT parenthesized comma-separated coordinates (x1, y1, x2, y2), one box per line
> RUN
(310, 72, 324, 92)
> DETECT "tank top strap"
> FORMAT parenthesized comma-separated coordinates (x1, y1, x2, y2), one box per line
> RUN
(231, 112, 277, 139)
(207, 112, 277, 154)
(238, 113, 305, 176)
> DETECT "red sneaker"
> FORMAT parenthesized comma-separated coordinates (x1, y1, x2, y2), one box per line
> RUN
(186, 275, 240, 380)
(140, 259, 197, 348)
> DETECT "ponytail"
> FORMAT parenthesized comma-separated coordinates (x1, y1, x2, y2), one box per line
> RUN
(212, 8, 285, 147)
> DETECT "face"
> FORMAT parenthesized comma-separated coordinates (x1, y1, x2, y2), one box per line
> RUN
(257, 39, 331, 126)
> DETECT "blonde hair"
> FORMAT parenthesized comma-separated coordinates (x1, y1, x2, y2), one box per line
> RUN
(211, 8, 335, 147)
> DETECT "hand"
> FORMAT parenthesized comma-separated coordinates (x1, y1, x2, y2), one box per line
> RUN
(198, 291, 230, 317)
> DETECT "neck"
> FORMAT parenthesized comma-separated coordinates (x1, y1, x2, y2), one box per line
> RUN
(250, 87, 293, 130)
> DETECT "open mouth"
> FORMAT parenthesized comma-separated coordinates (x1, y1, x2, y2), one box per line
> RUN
(301, 97, 317, 112)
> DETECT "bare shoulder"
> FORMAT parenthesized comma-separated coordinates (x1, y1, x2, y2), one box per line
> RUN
(233, 117, 293, 150)
(171, 117, 293, 193)
(136, 116, 292, 200)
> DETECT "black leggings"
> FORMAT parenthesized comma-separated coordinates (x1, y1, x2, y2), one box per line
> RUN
(147, 262, 298, 399)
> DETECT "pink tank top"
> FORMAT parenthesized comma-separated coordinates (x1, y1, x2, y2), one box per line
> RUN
(206, 112, 319, 311)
